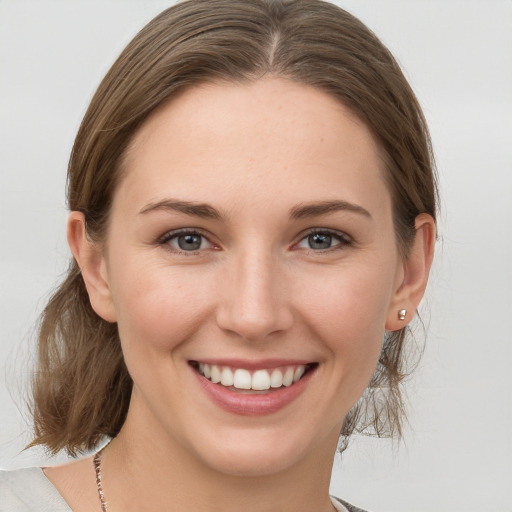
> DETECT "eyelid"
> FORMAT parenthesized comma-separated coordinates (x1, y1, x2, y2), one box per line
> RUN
(156, 227, 352, 253)
(157, 228, 218, 253)
(158, 227, 206, 243)
(293, 228, 353, 250)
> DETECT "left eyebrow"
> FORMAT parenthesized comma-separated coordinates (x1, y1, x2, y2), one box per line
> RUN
(289, 200, 372, 220)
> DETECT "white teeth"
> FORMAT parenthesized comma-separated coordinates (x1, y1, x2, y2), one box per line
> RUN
(210, 365, 221, 384)
(233, 369, 252, 389)
(220, 367, 234, 386)
(197, 363, 309, 390)
(252, 370, 271, 390)
(270, 369, 283, 388)
(293, 366, 305, 383)
(283, 367, 294, 387)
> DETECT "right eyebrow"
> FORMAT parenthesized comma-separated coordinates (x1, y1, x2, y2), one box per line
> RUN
(139, 199, 223, 220)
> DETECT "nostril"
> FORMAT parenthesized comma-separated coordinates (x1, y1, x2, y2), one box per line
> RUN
(215, 303, 294, 342)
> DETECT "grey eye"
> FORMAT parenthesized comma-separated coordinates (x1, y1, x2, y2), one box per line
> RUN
(176, 233, 203, 251)
(307, 233, 333, 249)
(296, 230, 349, 251)
(161, 230, 215, 253)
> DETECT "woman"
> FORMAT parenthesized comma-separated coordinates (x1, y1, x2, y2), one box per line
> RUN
(0, 1, 436, 511)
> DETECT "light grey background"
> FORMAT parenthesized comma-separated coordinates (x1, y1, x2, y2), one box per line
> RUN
(1, 1, 511, 511)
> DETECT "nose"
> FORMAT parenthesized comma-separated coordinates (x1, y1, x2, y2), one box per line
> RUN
(215, 249, 294, 342)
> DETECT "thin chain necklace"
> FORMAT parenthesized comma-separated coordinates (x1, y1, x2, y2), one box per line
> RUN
(93, 448, 341, 512)
(93, 450, 109, 512)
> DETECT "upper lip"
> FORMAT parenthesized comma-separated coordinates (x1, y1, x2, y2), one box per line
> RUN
(189, 358, 315, 370)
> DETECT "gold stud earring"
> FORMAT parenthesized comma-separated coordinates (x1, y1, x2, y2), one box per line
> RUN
(398, 309, 407, 321)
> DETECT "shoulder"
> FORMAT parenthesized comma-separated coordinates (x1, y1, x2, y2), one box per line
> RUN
(0, 467, 71, 512)
(331, 495, 371, 512)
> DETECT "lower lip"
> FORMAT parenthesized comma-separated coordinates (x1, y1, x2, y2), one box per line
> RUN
(192, 367, 315, 416)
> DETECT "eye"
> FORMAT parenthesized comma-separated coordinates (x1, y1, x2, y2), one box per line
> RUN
(160, 230, 214, 252)
(296, 230, 351, 251)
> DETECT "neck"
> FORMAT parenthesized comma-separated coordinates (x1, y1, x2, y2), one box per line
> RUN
(101, 401, 339, 512)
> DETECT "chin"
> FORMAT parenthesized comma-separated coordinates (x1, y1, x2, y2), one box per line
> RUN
(200, 443, 303, 478)
(184, 422, 334, 479)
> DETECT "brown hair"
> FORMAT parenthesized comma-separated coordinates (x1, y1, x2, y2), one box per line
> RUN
(30, 0, 437, 456)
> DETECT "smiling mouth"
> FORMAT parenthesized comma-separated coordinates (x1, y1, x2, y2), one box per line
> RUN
(190, 361, 317, 393)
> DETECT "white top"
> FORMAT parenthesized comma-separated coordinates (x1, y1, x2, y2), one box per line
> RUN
(0, 467, 69, 511)
(0, 467, 351, 511)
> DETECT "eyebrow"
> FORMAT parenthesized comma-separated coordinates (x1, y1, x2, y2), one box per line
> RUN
(139, 199, 222, 220)
(139, 198, 371, 221)
(289, 200, 372, 220)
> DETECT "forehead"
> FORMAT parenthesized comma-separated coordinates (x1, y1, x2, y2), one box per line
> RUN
(116, 78, 391, 221)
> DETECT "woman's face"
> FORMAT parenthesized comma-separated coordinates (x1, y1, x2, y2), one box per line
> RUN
(93, 78, 406, 476)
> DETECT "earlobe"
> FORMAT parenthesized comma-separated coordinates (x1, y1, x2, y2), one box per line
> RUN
(385, 213, 436, 331)
(67, 212, 117, 323)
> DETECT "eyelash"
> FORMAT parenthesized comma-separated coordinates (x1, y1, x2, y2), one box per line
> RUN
(157, 228, 352, 255)
(295, 228, 353, 252)
(158, 228, 216, 254)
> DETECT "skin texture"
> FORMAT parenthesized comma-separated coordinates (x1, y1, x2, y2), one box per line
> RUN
(47, 78, 435, 512)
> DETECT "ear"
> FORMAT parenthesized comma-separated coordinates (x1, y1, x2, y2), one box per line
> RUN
(385, 213, 436, 331)
(67, 211, 117, 323)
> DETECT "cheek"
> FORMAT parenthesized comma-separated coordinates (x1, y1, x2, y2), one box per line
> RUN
(296, 262, 394, 368)
(111, 262, 216, 353)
